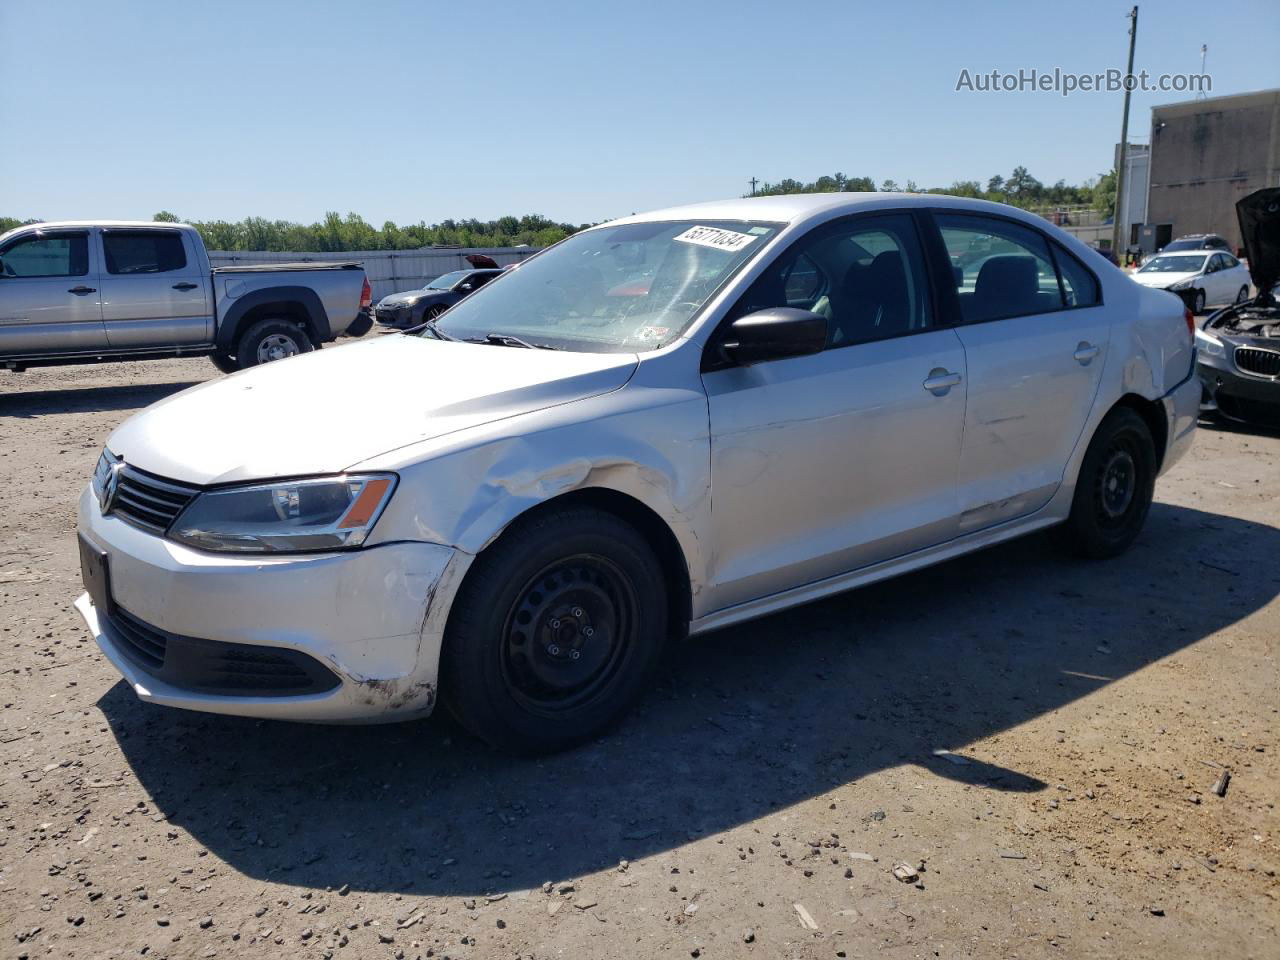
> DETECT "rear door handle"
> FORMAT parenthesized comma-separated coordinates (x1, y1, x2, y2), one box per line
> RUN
(922, 368, 963, 396)
(1073, 341, 1100, 365)
(172, 282, 198, 290)
(68, 286, 96, 295)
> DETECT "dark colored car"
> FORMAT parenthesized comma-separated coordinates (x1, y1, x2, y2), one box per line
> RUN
(1196, 189, 1280, 428)
(374, 265, 503, 329)
(1163, 233, 1231, 253)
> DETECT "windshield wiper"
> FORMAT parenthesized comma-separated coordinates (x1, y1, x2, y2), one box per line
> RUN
(467, 332, 557, 350)
(407, 317, 457, 341)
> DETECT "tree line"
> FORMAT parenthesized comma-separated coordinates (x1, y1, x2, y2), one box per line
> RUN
(751, 167, 1118, 217)
(0, 212, 586, 251)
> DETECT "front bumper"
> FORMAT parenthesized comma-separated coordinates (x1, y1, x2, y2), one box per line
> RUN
(1197, 348, 1280, 427)
(74, 486, 468, 723)
(375, 304, 416, 328)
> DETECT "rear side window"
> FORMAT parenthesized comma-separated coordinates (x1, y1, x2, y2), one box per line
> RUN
(1052, 243, 1101, 307)
(103, 231, 187, 275)
(0, 233, 89, 278)
(937, 214, 1062, 322)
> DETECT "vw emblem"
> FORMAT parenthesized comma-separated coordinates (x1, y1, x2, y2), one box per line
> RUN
(99, 461, 125, 513)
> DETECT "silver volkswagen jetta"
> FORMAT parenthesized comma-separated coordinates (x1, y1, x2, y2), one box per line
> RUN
(75, 193, 1200, 752)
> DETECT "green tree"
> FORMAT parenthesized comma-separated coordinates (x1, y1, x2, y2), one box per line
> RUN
(152, 210, 180, 222)
(1093, 169, 1117, 218)
(880, 179, 900, 192)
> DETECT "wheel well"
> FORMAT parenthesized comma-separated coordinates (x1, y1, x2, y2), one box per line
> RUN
(1114, 393, 1168, 470)
(476, 488, 693, 642)
(234, 302, 316, 351)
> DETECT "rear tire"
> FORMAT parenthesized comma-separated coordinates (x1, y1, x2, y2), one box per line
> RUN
(235, 318, 313, 370)
(1059, 407, 1157, 559)
(441, 506, 668, 754)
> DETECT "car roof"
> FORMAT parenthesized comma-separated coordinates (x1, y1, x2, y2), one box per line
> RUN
(604, 192, 1054, 231)
(5, 220, 191, 230)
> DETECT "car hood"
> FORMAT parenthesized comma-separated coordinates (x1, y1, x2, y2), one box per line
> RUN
(1131, 270, 1199, 288)
(108, 336, 638, 485)
(1237, 187, 1280, 296)
(379, 291, 439, 307)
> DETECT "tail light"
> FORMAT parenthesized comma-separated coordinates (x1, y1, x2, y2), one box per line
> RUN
(360, 277, 372, 309)
(1184, 307, 1195, 338)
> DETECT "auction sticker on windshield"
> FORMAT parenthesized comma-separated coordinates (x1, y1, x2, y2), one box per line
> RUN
(673, 225, 758, 253)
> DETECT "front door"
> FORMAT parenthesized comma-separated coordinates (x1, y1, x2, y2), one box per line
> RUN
(934, 213, 1111, 533)
(702, 212, 967, 612)
(99, 228, 211, 348)
(0, 229, 106, 357)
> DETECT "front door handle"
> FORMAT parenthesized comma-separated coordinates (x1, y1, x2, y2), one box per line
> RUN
(172, 282, 198, 290)
(68, 286, 96, 295)
(1073, 341, 1100, 365)
(922, 368, 963, 396)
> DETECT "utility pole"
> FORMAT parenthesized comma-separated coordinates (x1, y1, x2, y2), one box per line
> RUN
(1196, 44, 1207, 99)
(1112, 5, 1139, 259)
(749, 177, 759, 196)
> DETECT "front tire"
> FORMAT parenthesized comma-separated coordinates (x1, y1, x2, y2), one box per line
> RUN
(208, 351, 238, 374)
(1192, 288, 1206, 314)
(441, 506, 668, 754)
(1060, 407, 1157, 559)
(1235, 285, 1250, 304)
(235, 318, 313, 369)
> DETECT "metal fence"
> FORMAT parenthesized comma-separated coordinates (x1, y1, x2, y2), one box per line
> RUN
(207, 247, 542, 302)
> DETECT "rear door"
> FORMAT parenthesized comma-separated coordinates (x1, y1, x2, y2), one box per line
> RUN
(0, 229, 106, 356)
(99, 228, 211, 348)
(932, 212, 1110, 533)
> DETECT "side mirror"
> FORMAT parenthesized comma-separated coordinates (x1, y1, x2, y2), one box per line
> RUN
(720, 308, 827, 366)
(459, 283, 473, 292)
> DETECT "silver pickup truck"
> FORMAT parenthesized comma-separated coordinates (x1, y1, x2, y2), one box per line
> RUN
(0, 221, 373, 373)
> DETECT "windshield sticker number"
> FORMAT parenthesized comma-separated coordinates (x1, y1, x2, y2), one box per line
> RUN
(673, 226, 758, 253)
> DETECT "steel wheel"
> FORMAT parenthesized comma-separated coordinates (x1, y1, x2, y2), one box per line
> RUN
(1094, 439, 1138, 528)
(257, 332, 301, 364)
(499, 554, 638, 715)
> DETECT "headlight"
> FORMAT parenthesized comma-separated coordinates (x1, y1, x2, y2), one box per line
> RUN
(169, 474, 397, 553)
(1194, 327, 1225, 358)
(1167, 279, 1194, 291)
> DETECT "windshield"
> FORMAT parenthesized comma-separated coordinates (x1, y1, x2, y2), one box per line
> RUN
(1139, 255, 1208, 273)
(426, 220, 781, 351)
(1162, 239, 1204, 252)
(424, 270, 469, 290)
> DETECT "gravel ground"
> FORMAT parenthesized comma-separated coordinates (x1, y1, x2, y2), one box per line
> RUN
(1, 356, 1277, 960)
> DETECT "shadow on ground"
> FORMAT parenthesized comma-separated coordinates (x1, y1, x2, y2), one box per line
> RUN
(100, 502, 1280, 896)
(0, 381, 202, 418)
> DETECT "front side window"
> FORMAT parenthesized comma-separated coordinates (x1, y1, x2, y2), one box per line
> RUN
(102, 231, 187, 274)
(430, 220, 781, 352)
(0, 232, 89, 278)
(937, 214, 1063, 322)
(728, 213, 933, 347)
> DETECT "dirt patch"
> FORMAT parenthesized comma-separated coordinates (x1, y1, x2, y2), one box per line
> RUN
(1, 358, 1276, 959)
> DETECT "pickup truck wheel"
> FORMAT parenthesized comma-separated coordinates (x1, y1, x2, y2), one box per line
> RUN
(1059, 407, 1156, 559)
(235, 318, 313, 369)
(209, 352, 238, 374)
(441, 506, 667, 754)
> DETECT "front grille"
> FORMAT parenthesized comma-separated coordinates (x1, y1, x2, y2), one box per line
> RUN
(105, 605, 341, 697)
(110, 465, 199, 533)
(1235, 346, 1280, 378)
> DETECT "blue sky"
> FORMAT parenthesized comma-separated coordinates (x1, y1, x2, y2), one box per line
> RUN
(1, 0, 1276, 226)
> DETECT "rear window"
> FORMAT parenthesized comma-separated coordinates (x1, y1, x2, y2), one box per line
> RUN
(1052, 243, 1101, 307)
(103, 231, 187, 275)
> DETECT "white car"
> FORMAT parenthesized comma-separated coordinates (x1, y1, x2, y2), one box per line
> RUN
(1131, 250, 1252, 314)
(75, 193, 1200, 753)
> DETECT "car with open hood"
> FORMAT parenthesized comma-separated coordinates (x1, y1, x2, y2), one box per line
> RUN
(74, 192, 1198, 753)
(1196, 187, 1280, 427)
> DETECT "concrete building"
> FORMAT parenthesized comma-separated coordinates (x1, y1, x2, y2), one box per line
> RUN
(1144, 88, 1280, 254)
